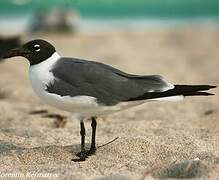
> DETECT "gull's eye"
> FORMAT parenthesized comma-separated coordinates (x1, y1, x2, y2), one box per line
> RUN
(34, 44, 40, 52)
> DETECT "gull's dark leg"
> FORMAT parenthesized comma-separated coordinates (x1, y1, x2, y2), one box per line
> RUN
(73, 117, 97, 161)
(76, 120, 87, 161)
(88, 116, 97, 155)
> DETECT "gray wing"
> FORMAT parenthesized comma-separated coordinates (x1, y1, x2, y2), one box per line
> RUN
(47, 58, 174, 106)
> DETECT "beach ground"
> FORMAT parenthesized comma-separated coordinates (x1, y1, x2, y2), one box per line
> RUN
(0, 26, 218, 179)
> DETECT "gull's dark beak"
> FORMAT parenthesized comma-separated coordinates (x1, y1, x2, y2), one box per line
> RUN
(1, 47, 30, 59)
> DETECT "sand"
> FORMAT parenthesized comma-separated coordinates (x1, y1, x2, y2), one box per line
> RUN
(0, 26, 218, 179)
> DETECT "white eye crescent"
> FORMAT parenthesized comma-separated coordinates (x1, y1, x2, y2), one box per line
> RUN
(34, 44, 40, 52)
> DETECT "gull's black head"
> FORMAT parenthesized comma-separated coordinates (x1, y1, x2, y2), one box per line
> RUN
(2, 39, 56, 65)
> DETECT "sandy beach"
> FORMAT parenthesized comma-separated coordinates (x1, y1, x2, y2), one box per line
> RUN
(0, 26, 218, 179)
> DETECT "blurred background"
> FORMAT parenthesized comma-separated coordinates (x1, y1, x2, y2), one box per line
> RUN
(0, 0, 218, 81)
(0, 0, 219, 34)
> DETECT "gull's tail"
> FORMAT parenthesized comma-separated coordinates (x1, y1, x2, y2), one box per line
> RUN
(128, 85, 217, 101)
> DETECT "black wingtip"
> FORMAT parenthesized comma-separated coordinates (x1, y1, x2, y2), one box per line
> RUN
(189, 91, 215, 96)
(205, 92, 215, 96)
(209, 85, 217, 89)
(196, 85, 217, 90)
(166, 85, 216, 97)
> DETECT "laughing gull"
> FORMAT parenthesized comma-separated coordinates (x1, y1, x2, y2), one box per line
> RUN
(2, 39, 216, 161)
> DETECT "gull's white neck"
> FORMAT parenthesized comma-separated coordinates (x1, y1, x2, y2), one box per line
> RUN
(29, 52, 60, 96)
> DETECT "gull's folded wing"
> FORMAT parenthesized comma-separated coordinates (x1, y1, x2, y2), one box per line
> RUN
(47, 58, 174, 106)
